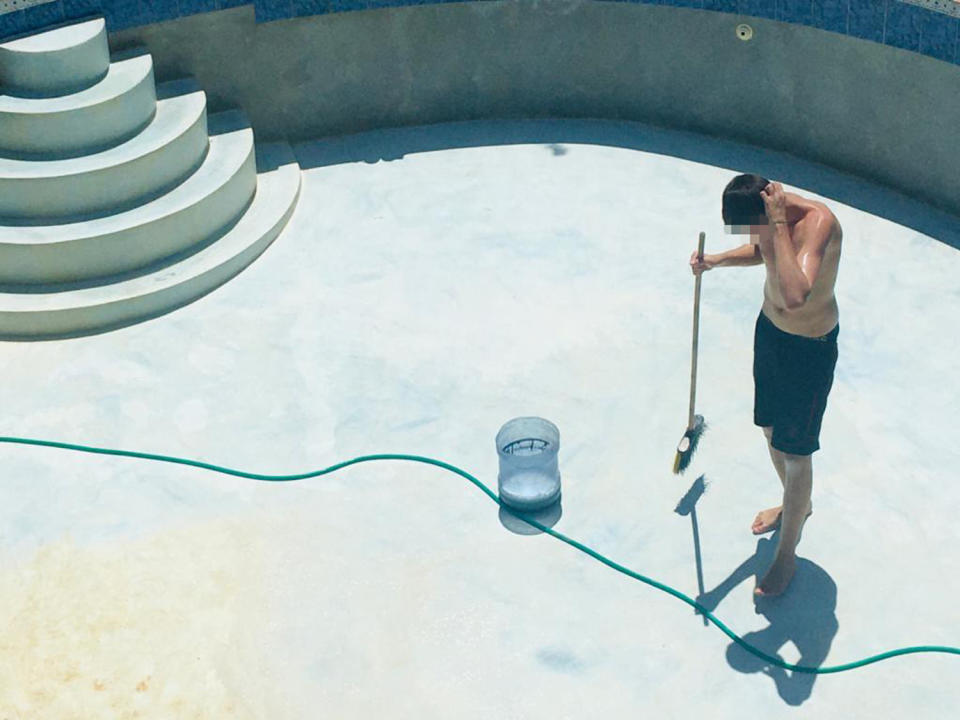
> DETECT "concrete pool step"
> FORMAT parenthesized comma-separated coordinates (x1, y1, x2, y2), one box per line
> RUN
(0, 19, 302, 339)
(0, 79, 208, 222)
(0, 51, 157, 159)
(0, 17, 109, 98)
(0, 142, 302, 340)
(0, 119, 257, 286)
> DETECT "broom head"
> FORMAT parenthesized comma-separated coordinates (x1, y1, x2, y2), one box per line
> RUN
(673, 414, 706, 475)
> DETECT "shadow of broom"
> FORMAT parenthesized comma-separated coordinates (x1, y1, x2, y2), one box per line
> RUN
(675, 474, 709, 626)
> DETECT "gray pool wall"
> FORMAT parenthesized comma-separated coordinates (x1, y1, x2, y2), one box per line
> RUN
(4, 1, 960, 222)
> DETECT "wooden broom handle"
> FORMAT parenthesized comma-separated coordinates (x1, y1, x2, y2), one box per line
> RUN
(689, 231, 706, 429)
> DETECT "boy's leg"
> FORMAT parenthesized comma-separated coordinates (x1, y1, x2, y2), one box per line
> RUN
(779, 453, 813, 555)
(755, 450, 813, 596)
(752, 426, 812, 533)
(764, 426, 787, 489)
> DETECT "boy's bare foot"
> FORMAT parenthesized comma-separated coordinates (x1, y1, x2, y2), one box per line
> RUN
(754, 556, 797, 597)
(751, 505, 813, 535)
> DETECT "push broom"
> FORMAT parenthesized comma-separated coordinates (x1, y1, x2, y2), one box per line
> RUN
(673, 230, 708, 474)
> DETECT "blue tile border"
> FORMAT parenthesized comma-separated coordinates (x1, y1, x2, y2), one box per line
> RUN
(100, 0, 140, 31)
(887, 0, 924, 51)
(20, 0, 66, 29)
(812, 0, 849, 35)
(918, 2, 959, 61)
(62, 0, 104, 19)
(1, 1, 959, 68)
(291, 0, 328, 16)
(136, 1, 181, 26)
(0, 9, 26, 39)
(703, 0, 738, 12)
(848, 0, 888, 42)
(180, 0, 220, 17)
(254, 0, 293, 21)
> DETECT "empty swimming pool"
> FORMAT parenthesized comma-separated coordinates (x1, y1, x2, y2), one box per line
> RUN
(1, 3, 958, 718)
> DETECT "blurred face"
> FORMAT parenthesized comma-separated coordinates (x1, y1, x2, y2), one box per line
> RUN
(724, 206, 775, 242)
(724, 221, 767, 240)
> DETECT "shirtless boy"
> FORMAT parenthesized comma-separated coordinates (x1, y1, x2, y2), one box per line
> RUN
(689, 175, 842, 597)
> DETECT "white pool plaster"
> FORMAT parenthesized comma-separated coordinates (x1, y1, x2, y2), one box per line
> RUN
(1, 117, 957, 718)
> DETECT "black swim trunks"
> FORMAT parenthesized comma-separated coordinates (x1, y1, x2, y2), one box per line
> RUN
(753, 310, 839, 456)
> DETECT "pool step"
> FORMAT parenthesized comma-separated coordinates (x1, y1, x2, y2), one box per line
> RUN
(0, 118, 257, 286)
(0, 142, 301, 340)
(0, 16, 303, 339)
(0, 79, 208, 222)
(0, 17, 109, 97)
(0, 50, 157, 159)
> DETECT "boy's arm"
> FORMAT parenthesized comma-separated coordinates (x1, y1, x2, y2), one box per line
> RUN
(709, 243, 763, 267)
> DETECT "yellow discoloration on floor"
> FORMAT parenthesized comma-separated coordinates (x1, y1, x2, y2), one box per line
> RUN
(0, 516, 274, 719)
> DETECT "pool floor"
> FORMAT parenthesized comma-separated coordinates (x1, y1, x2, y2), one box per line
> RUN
(1, 117, 957, 718)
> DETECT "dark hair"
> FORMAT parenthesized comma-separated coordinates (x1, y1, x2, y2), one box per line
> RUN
(722, 173, 770, 226)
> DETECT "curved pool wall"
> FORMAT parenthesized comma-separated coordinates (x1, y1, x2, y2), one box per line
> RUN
(3, 1, 960, 226)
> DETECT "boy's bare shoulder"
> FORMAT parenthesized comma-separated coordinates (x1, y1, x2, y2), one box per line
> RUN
(810, 201, 841, 239)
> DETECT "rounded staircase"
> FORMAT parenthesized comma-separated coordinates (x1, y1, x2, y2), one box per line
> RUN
(0, 16, 302, 340)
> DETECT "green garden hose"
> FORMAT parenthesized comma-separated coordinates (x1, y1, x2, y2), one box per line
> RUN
(1, 434, 957, 675)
